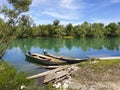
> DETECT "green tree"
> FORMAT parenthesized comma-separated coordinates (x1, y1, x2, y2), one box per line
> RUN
(53, 20, 64, 37)
(105, 22, 118, 37)
(115, 22, 120, 36)
(0, 0, 32, 56)
(38, 25, 50, 37)
(53, 20, 60, 27)
(74, 25, 85, 37)
(74, 22, 90, 37)
(31, 24, 39, 37)
(46, 24, 54, 36)
(89, 23, 104, 37)
(66, 23, 73, 36)
(18, 15, 34, 38)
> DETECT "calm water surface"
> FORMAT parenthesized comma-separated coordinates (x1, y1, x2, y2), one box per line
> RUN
(2, 37, 120, 75)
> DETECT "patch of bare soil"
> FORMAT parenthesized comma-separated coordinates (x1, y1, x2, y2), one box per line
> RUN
(68, 61, 120, 90)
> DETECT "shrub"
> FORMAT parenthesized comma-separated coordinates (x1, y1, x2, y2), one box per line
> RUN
(0, 60, 30, 90)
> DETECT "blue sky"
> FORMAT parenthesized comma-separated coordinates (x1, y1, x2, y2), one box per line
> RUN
(0, 0, 120, 25)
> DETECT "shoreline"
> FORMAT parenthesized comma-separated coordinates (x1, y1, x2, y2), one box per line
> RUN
(52, 59, 120, 90)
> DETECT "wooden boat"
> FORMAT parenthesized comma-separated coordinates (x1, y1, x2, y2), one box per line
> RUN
(25, 53, 66, 65)
(43, 51, 88, 63)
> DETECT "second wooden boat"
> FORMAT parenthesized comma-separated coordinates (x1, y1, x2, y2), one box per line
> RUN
(43, 51, 88, 63)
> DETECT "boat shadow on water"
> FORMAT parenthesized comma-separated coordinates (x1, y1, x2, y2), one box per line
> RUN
(25, 57, 43, 66)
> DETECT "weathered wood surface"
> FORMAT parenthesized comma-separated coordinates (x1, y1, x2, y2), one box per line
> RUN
(26, 66, 69, 80)
(37, 65, 67, 69)
(32, 53, 66, 62)
(26, 64, 79, 84)
(54, 75, 68, 83)
(43, 73, 56, 83)
(43, 70, 68, 83)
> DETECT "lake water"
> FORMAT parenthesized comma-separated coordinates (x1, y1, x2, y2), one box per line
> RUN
(2, 37, 120, 75)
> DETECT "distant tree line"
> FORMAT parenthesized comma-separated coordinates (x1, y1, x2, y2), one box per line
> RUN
(1, 18, 120, 39)
(5, 19, 120, 38)
(20, 20, 120, 38)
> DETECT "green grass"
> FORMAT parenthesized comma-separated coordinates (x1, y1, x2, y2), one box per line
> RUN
(75, 59, 120, 82)
(63, 36, 74, 38)
(78, 59, 120, 68)
(78, 59, 120, 73)
(0, 60, 63, 90)
(0, 60, 31, 90)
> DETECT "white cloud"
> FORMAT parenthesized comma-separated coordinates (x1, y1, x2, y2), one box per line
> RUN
(60, 20, 74, 25)
(60, 0, 86, 10)
(29, 0, 84, 23)
(31, 0, 47, 7)
(33, 19, 83, 26)
(34, 19, 52, 25)
(90, 18, 120, 25)
(60, 0, 79, 10)
(42, 10, 78, 20)
(1, 0, 119, 26)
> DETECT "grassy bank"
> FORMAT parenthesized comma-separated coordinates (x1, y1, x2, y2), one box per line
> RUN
(0, 60, 58, 90)
(1, 59, 120, 90)
(0, 60, 31, 89)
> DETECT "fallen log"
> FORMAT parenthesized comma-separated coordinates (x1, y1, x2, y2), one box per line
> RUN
(26, 66, 69, 80)
(36, 65, 66, 69)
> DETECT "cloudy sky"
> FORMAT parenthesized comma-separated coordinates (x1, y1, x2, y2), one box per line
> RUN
(0, 0, 120, 25)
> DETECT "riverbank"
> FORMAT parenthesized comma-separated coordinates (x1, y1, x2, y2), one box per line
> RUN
(1, 58, 120, 90)
(42, 59, 119, 90)
(61, 59, 120, 90)
(0, 60, 31, 90)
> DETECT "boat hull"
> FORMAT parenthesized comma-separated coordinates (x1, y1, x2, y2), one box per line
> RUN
(45, 54, 88, 63)
(25, 53, 66, 65)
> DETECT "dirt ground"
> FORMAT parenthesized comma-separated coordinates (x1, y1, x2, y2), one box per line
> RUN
(57, 60, 120, 90)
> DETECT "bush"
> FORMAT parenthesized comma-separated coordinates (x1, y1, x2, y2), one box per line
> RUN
(0, 60, 30, 90)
